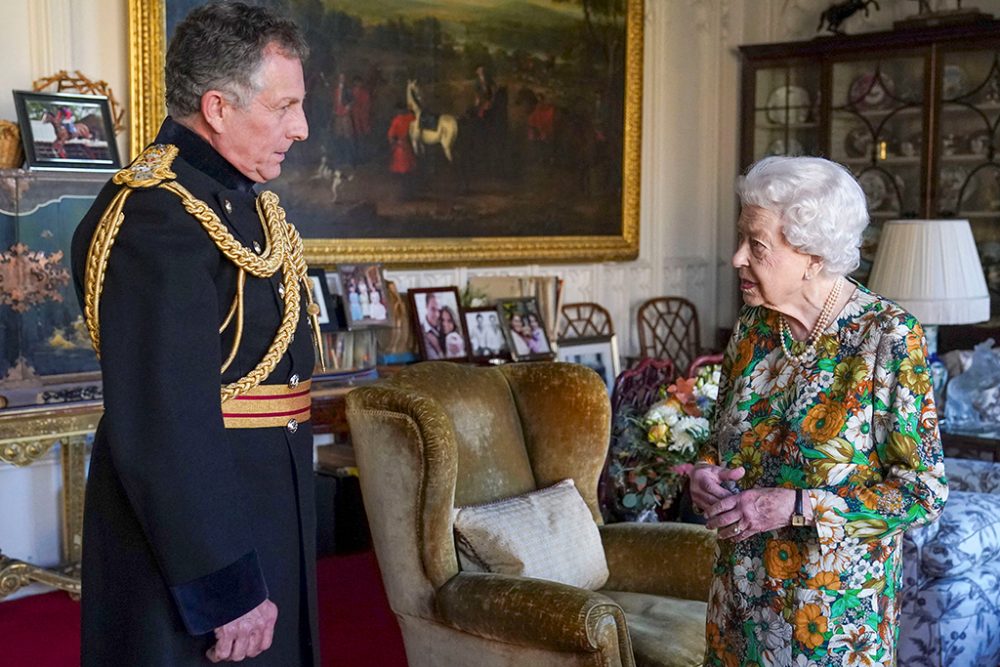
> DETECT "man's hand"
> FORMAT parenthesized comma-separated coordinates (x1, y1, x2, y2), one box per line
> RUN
(206, 599, 278, 663)
(690, 464, 745, 513)
(704, 487, 796, 542)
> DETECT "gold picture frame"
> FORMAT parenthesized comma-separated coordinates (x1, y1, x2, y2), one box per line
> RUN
(127, 0, 642, 266)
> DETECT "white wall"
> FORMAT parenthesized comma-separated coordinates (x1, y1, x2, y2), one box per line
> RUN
(6, 0, 1000, 599)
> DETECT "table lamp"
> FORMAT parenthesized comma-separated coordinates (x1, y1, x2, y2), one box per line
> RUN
(867, 218, 991, 395)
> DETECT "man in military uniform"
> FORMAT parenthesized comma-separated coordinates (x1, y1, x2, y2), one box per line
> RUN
(71, 3, 322, 664)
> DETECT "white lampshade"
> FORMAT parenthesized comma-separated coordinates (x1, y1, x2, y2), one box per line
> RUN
(867, 219, 990, 325)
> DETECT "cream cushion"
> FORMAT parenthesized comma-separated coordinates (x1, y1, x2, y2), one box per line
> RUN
(453, 479, 609, 590)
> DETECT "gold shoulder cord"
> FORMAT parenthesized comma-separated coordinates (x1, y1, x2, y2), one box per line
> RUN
(83, 144, 326, 405)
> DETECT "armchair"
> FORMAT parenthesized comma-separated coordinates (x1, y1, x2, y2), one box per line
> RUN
(346, 362, 715, 667)
(900, 457, 1000, 667)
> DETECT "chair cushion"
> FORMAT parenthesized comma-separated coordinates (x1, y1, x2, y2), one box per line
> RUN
(920, 490, 1000, 578)
(454, 479, 609, 590)
(601, 590, 707, 667)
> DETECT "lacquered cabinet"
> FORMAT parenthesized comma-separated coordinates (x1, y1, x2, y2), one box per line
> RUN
(740, 20, 1000, 315)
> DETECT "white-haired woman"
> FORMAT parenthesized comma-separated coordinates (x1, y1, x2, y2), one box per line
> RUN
(692, 156, 948, 665)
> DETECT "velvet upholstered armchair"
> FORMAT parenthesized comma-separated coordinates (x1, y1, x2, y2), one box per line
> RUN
(345, 361, 715, 667)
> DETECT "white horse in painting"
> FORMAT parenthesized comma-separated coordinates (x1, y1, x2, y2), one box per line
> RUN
(405, 79, 458, 163)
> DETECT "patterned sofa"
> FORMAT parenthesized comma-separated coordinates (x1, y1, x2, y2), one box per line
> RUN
(900, 457, 1000, 666)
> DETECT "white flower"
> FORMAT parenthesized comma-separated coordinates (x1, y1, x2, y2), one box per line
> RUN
(701, 383, 719, 401)
(828, 623, 882, 667)
(848, 556, 882, 584)
(644, 401, 681, 426)
(874, 363, 893, 407)
(731, 374, 753, 401)
(668, 415, 709, 454)
(872, 410, 893, 445)
(844, 405, 873, 446)
(753, 606, 792, 651)
(750, 349, 793, 395)
(891, 385, 917, 423)
(732, 556, 765, 598)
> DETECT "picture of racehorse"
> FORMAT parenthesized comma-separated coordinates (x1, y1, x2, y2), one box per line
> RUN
(405, 80, 458, 163)
(41, 108, 94, 158)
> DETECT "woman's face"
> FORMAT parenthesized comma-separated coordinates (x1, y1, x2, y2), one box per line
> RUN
(527, 313, 540, 330)
(441, 308, 455, 333)
(511, 314, 524, 332)
(732, 205, 814, 310)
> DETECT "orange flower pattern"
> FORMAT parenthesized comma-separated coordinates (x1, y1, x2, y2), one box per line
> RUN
(701, 284, 947, 666)
(794, 604, 828, 649)
(764, 540, 802, 579)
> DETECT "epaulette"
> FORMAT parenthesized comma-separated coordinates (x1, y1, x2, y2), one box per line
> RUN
(111, 143, 179, 189)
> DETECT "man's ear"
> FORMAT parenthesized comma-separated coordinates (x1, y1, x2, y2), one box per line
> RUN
(201, 90, 229, 133)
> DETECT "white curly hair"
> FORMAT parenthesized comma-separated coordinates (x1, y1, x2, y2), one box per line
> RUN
(736, 156, 870, 276)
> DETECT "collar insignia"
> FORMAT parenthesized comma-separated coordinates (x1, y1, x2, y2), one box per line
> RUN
(112, 144, 179, 189)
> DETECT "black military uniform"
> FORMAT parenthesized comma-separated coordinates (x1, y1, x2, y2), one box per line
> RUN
(71, 118, 319, 666)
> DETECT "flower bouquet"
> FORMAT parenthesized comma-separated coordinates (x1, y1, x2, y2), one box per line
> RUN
(608, 364, 721, 521)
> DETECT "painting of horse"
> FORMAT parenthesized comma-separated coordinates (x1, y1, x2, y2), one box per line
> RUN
(13, 91, 119, 170)
(143, 0, 641, 264)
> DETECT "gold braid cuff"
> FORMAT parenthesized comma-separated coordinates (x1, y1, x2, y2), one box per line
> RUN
(83, 143, 323, 404)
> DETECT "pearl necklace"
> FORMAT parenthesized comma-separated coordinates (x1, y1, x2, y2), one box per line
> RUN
(780, 276, 843, 363)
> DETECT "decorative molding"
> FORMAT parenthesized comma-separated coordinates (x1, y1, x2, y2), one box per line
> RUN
(0, 404, 96, 599)
(0, 554, 80, 598)
(0, 441, 56, 467)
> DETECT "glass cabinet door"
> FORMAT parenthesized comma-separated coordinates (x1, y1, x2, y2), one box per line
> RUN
(751, 64, 821, 161)
(830, 56, 925, 279)
(938, 48, 1000, 315)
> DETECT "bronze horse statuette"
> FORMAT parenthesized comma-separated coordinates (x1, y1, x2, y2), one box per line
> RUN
(817, 0, 880, 34)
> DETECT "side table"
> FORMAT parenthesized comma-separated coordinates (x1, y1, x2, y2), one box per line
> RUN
(0, 401, 102, 598)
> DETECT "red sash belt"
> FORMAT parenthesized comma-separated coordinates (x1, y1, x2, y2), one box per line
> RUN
(221, 380, 312, 429)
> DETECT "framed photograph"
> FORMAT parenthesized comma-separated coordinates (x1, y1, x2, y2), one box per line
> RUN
(463, 306, 510, 364)
(497, 297, 555, 362)
(332, 264, 392, 329)
(556, 335, 621, 394)
(406, 287, 469, 361)
(12, 90, 121, 171)
(306, 268, 337, 331)
(129, 0, 642, 265)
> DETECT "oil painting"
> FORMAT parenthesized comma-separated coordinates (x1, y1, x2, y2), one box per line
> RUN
(130, 0, 641, 264)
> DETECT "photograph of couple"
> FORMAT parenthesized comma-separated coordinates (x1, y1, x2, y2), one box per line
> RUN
(409, 288, 468, 361)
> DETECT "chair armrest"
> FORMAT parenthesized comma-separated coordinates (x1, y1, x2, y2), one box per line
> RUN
(944, 457, 1000, 494)
(599, 522, 716, 601)
(436, 572, 631, 655)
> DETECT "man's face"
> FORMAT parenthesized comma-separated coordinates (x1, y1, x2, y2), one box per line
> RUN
(426, 296, 440, 327)
(215, 43, 308, 182)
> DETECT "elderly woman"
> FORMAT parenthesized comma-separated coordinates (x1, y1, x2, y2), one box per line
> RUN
(692, 156, 948, 665)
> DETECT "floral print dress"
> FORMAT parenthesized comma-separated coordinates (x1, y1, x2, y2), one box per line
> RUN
(699, 283, 948, 667)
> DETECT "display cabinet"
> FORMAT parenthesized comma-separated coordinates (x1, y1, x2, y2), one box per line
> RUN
(740, 19, 1000, 314)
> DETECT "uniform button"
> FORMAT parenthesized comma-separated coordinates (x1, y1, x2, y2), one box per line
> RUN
(278, 284, 285, 297)
(223, 199, 233, 214)
(288, 374, 300, 389)
(253, 240, 262, 254)
(286, 418, 299, 433)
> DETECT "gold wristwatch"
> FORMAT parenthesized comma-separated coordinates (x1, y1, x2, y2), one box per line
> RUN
(791, 488, 807, 527)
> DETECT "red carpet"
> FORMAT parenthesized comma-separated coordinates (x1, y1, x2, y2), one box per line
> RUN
(0, 550, 407, 666)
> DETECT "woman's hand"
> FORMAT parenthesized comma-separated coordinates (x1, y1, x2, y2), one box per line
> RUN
(690, 464, 745, 514)
(704, 487, 797, 542)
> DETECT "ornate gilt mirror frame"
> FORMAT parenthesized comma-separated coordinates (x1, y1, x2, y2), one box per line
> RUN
(127, 0, 642, 266)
